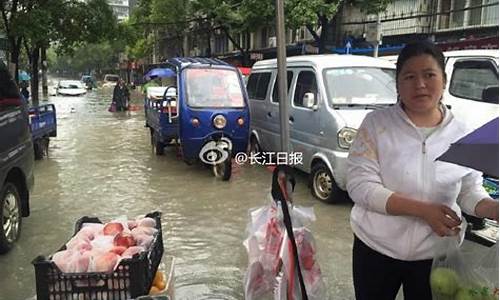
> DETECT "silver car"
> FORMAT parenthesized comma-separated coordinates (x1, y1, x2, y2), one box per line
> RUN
(247, 54, 397, 203)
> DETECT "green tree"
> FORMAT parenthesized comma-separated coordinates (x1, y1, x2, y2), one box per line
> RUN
(126, 0, 157, 59)
(150, 0, 190, 57)
(31, 0, 115, 102)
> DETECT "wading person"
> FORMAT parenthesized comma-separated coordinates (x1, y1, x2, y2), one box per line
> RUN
(346, 40, 498, 300)
(112, 79, 130, 111)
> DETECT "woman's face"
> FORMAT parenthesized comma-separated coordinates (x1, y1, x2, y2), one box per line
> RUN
(397, 54, 445, 114)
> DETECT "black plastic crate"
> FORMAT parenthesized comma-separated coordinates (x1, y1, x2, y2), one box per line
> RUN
(32, 211, 164, 300)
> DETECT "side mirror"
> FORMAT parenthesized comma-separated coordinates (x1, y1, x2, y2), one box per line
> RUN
(482, 86, 499, 104)
(302, 92, 316, 108)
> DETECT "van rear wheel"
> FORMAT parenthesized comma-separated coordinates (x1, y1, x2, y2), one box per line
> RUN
(310, 162, 344, 203)
(0, 183, 22, 254)
(249, 137, 261, 155)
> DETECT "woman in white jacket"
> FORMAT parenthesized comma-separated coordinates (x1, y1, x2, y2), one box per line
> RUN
(346, 40, 498, 300)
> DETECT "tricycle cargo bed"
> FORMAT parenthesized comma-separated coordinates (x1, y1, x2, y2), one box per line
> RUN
(29, 104, 57, 140)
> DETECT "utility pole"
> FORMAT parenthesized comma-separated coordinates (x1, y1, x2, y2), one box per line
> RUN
(373, 13, 381, 57)
(276, 0, 289, 153)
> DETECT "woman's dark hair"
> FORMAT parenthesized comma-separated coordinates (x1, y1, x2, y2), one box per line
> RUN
(396, 40, 446, 82)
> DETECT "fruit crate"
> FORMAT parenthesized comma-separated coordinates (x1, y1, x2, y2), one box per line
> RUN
(32, 211, 164, 300)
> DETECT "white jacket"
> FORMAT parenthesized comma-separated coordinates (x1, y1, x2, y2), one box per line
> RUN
(347, 103, 489, 261)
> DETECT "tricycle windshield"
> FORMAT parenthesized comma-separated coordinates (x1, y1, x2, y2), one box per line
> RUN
(185, 68, 245, 108)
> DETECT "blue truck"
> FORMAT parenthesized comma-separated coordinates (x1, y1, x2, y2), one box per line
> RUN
(28, 104, 57, 160)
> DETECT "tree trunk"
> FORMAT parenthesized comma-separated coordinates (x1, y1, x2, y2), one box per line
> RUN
(9, 36, 22, 83)
(206, 26, 212, 57)
(220, 26, 247, 64)
(30, 46, 40, 105)
(41, 46, 48, 98)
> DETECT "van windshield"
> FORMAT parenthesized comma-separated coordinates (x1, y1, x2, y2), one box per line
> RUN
(185, 68, 245, 108)
(323, 67, 396, 106)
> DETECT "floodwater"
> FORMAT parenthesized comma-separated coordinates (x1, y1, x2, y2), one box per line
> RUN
(0, 87, 356, 300)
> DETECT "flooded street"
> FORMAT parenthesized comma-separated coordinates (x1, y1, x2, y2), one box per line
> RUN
(0, 88, 355, 300)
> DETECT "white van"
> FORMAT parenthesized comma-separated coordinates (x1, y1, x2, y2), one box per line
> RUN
(247, 55, 397, 203)
(102, 74, 120, 88)
(381, 50, 499, 130)
(441, 50, 498, 130)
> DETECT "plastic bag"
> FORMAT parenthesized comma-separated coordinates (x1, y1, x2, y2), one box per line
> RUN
(473, 242, 499, 299)
(108, 101, 116, 112)
(430, 221, 498, 300)
(243, 196, 326, 300)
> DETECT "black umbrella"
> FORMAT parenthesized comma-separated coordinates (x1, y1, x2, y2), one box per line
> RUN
(437, 117, 499, 178)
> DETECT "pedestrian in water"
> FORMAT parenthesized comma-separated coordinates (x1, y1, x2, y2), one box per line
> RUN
(112, 79, 130, 111)
(141, 77, 160, 96)
(20, 80, 30, 102)
(346, 40, 498, 300)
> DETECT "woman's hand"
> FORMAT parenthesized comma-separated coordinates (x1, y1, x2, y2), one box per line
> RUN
(475, 198, 499, 222)
(419, 203, 462, 237)
(387, 194, 462, 236)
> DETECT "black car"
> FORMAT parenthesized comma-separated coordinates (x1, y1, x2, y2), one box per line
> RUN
(0, 60, 34, 253)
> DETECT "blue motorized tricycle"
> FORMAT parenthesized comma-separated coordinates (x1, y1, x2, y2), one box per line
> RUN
(144, 57, 250, 180)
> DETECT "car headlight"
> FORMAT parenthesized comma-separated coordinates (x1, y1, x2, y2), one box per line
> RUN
(213, 115, 227, 129)
(337, 127, 357, 149)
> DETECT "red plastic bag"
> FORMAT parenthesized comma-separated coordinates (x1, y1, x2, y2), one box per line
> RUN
(108, 102, 116, 112)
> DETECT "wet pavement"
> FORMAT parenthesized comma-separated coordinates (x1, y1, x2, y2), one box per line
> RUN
(0, 86, 355, 300)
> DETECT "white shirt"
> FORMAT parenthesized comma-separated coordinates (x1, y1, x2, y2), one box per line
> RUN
(346, 103, 489, 261)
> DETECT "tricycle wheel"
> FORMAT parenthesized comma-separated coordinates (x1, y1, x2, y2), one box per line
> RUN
(151, 131, 164, 155)
(33, 138, 49, 160)
(213, 158, 232, 181)
(0, 182, 22, 254)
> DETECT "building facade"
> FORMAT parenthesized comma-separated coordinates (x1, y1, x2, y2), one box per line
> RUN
(341, 0, 498, 52)
(107, 0, 129, 21)
(155, 0, 498, 67)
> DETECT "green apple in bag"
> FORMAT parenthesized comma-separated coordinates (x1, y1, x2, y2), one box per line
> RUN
(431, 267, 460, 296)
(454, 288, 482, 300)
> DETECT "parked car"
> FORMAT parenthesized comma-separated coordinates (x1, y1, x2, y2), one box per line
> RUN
(0, 59, 34, 253)
(381, 49, 499, 131)
(247, 54, 397, 202)
(102, 74, 120, 88)
(56, 80, 87, 96)
(81, 75, 96, 90)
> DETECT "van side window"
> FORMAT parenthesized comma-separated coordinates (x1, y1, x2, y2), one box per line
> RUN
(0, 62, 22, 110)
(293, 71, 317, 107)
(271, 71, 293, 103)
(450, 59, 498, 103)
(246, 72, 271, 100)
